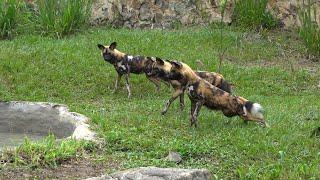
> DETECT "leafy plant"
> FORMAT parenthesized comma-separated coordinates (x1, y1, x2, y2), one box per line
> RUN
(232, 0, 278, 30)
(299, 0, 320, 57)
(0, 0, 18, 39)
(35, 0, 91, 38)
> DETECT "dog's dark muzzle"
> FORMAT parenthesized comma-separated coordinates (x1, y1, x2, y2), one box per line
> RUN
(103, 54, 116, 63)
(146, 67, 155, 76)
(167, 72, 184, 81)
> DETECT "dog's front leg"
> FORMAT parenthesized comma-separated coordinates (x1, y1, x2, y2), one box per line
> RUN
(125, 74, 131, 98)
(191, 101, 203, 128)
(179, 92, 185, 111)
(161, 80, 171, 88)
(114, 74, 122, 92)
(161, 89, 183, 115)
(146, 76, 161, 92)
(190, 100, 197, 127)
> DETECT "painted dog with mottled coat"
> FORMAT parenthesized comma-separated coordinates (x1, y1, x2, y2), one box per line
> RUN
(146, 57, 232, 115)
(167, 60, 267, 127)
(98, 42, 165, 98)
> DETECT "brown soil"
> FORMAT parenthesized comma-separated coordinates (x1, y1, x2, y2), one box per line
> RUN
(0, 155, 121, 180)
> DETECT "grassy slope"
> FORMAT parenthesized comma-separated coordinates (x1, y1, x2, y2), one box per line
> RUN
(0, 26, 319, 178)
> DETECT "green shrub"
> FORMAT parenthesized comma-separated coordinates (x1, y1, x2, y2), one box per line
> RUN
(299, 0, 320, 57)
(0, 0, 18, 39)
(232, 0, 278, 30)
(35, 0, 91, 37)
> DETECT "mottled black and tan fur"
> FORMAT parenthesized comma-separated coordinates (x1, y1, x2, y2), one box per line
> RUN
(146, 57, 232, 115)
(167, 61, 267, 127)
(98, 42, 164, 98)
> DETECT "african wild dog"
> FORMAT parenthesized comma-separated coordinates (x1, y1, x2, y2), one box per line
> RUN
(167, 60, 267, 127)
(146, 57, 232, 115)
(97, 42, 165, 98)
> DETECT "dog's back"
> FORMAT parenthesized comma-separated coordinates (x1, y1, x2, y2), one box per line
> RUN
(195, 71, 232, 93)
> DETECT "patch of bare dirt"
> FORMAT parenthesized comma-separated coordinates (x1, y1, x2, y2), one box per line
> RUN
(0, 155, 121, 180)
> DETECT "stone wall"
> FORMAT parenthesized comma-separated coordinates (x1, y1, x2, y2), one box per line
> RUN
(91, 0, 234, 29)
(267, 0, 320, 28)
(91, 0, 320, 29)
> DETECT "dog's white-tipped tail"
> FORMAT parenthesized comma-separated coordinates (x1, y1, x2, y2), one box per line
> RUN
(251, 103, 264, 119)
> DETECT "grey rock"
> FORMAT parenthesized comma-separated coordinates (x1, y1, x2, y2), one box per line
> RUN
(86, 167, 211, 180)
(123, 20, 133, 28)
(165, 151, 182, 164)
(154, 12, 163, 23)
(139, 3, 153, 21)
(86, 175, 114, 180)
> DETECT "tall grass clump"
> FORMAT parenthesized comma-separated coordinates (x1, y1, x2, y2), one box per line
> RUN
(232, 0, 278, 30)
(299, 0, 320, 57)
(1, 135, 96, 168)
(35, 0, 91, 38)
(0, 0, 19, 39)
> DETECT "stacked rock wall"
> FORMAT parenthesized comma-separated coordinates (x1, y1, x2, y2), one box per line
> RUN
(91, 0, 320, 29)
(267, 0, 320, 28)
(91, 0, 234, 29)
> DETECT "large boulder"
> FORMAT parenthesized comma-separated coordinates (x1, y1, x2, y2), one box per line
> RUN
(86, 167, 211, 180)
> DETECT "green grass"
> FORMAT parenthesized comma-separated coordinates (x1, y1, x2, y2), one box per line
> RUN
(0, 0, 91, 39)
(35, 0, 91, 38)
(0, 0, 18, 39)
(0, 26, 319, 178)
(299, 0, 320, 57)
(233, 0, 278, 30)
(1, 135, 96, 169)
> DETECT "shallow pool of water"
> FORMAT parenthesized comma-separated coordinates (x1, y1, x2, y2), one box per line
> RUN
(0, 102, 76, 150)
(0, 132, 44, 150)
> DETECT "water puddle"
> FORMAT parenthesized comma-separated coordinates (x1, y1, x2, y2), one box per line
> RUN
(0, 132, 44, 150)
(0, 102, 76, 150)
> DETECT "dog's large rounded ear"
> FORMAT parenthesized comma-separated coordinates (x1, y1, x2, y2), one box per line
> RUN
(146, 57, 154, 63)
(109, 42, 117, 50)
(171, 61, 182, 69)
(97, 44, 105, 50)
(156, 57, 165, 65)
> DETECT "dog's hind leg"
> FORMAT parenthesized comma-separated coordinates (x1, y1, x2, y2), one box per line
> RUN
(114, 74, 122, 92)
(125, 74, 131, 98)
(161, 89, 183, 115)
(147, 76, 161, 92)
